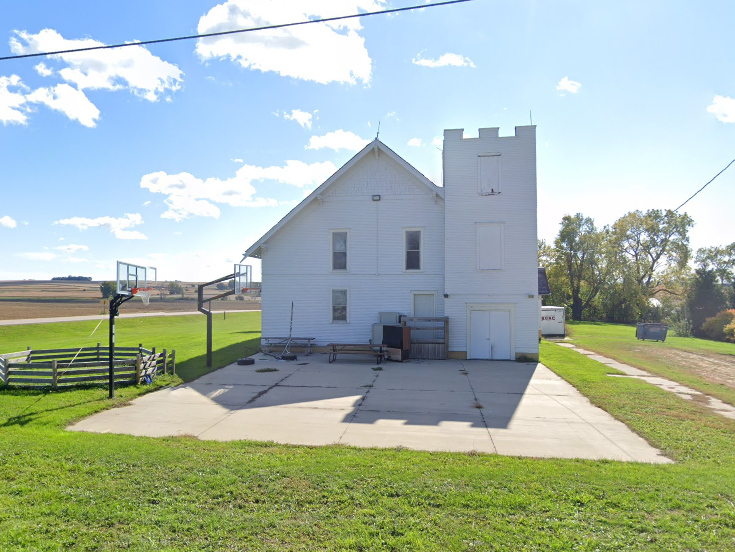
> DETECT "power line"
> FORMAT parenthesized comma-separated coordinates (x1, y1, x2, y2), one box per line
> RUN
(674, 158, 735, 212)
(0, 0, 477, 62)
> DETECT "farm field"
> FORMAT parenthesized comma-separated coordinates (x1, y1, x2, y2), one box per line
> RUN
(0, 280, 260, 320)
(567, 321, 735, 407)
(1, 317, 735, 549)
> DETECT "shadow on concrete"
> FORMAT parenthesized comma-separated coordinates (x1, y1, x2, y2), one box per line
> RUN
(185, 355, 536, 429)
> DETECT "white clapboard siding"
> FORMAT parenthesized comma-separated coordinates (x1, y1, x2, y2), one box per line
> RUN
(251, 127, 539, 358)
(260, 151, 445, 344)
(442, 127, 539, 355)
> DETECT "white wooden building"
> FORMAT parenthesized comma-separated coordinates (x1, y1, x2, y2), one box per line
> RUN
(243, 125, 540, 360)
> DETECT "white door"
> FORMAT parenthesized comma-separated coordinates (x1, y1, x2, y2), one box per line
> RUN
(489, 310, 511, 359)
(469, 309, 512, 359)
(469, 310, 491, 359)
(412, 293, 436, 341)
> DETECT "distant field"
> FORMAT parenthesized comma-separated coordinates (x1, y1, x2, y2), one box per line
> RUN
(0, 280, 260, 320)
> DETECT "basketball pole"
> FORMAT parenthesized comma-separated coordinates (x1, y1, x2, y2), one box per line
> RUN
(197, 273, 237, 368)
(108, 293, 134, 399)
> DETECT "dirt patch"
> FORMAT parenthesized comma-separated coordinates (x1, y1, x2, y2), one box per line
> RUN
(648, 347, 735, 390)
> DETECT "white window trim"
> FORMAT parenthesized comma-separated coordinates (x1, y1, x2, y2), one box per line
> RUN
(478, 153, 502, 195)
(476, 222, 504, 271)
(330, 229, 350, 273)
(330, 287, 350, 324)
(403, 227, 424, 273)
(410, 291, 438, 317)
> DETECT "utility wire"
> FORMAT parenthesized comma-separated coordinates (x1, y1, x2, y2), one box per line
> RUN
(0, 0, 476, 62)
(673, 158, 735, 212)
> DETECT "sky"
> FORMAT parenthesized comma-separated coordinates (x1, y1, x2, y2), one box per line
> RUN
(1, 0, 734, 283)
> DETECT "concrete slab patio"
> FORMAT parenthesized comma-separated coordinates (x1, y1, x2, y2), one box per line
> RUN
(69, 354, 671, 463)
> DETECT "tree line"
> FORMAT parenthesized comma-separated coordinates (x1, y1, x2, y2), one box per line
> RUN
(540, 209, 735, 339)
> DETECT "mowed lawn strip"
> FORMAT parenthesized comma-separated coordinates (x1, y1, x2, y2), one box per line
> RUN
(0, 311, 262, 383)
(567, 321, 735, 407)
(0, 319, 734, 549)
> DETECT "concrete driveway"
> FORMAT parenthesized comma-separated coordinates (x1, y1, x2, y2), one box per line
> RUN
(70, 354, 670, 463)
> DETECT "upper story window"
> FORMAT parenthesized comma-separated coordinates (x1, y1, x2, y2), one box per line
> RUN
(331, 230, 348, 271)
(478, 153, 501, 195)
(405, 229, 422, 271)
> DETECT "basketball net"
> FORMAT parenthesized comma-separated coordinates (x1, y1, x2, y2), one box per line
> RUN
(132, 287, 152, 306)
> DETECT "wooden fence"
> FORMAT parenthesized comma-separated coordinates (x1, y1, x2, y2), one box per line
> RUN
(403, 317, 449, 360)
(0, 343, 176, 389)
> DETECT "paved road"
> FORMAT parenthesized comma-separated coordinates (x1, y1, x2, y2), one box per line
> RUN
(0, 310, 261, 326)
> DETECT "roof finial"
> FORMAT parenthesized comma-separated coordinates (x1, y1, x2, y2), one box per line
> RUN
(376, 120, 380, 141)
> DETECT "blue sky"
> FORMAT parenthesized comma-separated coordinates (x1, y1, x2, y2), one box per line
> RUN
(1, 0, 733, 283)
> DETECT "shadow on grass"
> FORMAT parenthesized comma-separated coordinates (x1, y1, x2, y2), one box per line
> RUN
(174, 337, 261, 383)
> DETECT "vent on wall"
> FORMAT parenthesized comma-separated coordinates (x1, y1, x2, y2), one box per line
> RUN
(478, 154, 501, 195)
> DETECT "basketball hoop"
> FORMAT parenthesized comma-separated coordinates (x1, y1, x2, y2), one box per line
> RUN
(132, 287, 153, 306)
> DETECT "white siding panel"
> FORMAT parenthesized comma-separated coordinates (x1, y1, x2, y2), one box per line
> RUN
(260, 153, 444, 345)
(443, 127, 538, 355)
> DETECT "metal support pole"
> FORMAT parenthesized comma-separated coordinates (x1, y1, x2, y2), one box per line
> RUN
(109, 293, 133, 399)
(198, 273, 236, 369)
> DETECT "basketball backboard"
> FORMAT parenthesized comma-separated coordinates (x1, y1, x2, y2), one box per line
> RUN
(117, 261, 157, 296)
(234, 264, 252, 294)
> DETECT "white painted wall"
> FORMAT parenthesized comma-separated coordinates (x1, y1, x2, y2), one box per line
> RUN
(443, 126, 539, 356)
(260, 152, 445, 344)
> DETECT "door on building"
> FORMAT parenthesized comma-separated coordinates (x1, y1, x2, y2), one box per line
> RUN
(469, 309, 512, 360)
(412, 292, 436, 342)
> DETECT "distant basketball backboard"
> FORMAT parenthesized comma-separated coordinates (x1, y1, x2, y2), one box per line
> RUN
(234, 264, 252, 294)
(117, 261, 157, 296)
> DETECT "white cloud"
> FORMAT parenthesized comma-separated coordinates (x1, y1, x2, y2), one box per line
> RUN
(707, 95, 735, 123)
(232, 158, 244, 163)
(412, 52, 475, 68)
(196, 0, 383, 85)
(431, 136, 442, 147)
(10, 28, 183, 102)
(143, 201, 152, 206)
(283, 109, 313, 128)
(17, 252, 57, 261)
(556, 76, 581, 94)
(306, 129, 369, 151)
(141, 159, 336, 221)
(25, 84, 100, 127)
(54, 213, 147, 240)
(55, 243, 89, 253)
(407, 138, 422, 147)
(0, 215, 18, 228)
(35, 62, 53, 77)
(0, 75, 28, 125)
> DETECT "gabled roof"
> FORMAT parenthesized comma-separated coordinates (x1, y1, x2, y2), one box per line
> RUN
(538, 267, 551, 296)
(243, 139, 442, 259)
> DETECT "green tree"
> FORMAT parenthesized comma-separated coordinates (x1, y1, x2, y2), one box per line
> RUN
(612, 209, 693, 292)
(99, 281, 116, 299)
(554, 214, 614, 321)
(167, 281, 184, 296)
(687, 268, 728, 336)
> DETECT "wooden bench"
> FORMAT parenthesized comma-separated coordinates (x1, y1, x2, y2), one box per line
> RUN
(261, 337, 315, 355)
(327, 343, 386, 364)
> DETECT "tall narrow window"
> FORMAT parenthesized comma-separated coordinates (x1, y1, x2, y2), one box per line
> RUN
(405, 229, 422, 271)
(332, 231, 348, 271)
(331, 289, 348, 322)
(477, 223, 504, 270)
(478, 154, 501, 195)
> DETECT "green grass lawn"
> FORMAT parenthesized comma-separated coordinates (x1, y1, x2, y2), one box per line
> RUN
(1, 316, 735, 550)
(0, 311, 261, 383)
(567, 321, 735, 407)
